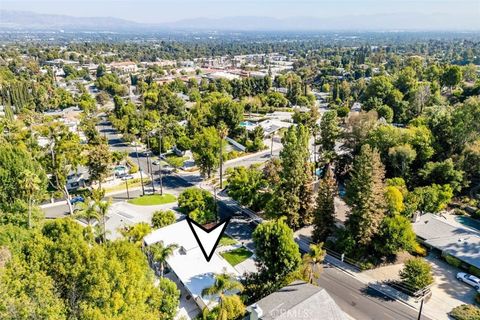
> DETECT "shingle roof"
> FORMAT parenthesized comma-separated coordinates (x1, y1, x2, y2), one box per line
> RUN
(413, 213, 480, 269)
(252, 281, 347, 320)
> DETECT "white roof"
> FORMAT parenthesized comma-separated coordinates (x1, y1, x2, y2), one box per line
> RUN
(144, 220, 240, 308)
(167, 248, 239, 307)
(144, 219, 197, 250)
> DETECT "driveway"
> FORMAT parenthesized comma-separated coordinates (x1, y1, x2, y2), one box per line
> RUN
(424, 254, 478, 319)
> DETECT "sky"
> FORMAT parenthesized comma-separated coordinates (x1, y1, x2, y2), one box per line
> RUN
(1, 0, 479, 23)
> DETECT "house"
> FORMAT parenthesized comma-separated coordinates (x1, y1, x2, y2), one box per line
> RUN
(413, 213, 480, 270)
(109, 61, 137, 74)
(257, 119, 294, 137)
(247, 281, 348, 320)
(144, 220, 240, 310)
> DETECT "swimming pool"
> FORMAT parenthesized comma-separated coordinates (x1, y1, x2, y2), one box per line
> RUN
(455, 215, 480, 232)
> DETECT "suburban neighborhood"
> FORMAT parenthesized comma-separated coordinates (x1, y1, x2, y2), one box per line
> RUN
(1, 2, 480, 320)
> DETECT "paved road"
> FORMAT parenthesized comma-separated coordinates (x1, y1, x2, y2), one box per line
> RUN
(43, 175, 192, 218)
(318, 266, 431, 320)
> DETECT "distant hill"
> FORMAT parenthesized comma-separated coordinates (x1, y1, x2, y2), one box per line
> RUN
(0, 10, 142, 31)
(166, 14, 480, 31)
(1, 10, 479, 32)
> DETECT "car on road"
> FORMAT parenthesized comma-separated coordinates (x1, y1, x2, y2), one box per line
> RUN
(70, 196, 84, 205)
(457, 272, 480, 291)
(121, 174, 134, 180)
(152, 160, 160, 165)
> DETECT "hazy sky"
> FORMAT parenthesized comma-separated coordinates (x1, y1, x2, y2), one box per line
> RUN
(1, 0, 479, 23)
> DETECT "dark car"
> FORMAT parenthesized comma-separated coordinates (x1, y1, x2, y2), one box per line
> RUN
(70, 196, 84, 205)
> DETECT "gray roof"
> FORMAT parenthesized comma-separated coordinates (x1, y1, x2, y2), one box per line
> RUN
(413, 213, 480, 269)
(252, 281, 348, 320)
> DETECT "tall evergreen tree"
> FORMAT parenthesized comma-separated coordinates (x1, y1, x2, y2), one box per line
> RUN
(267, 125, 315, 228)
(313, 166, 337, 243)
(345, 145, 386, 246)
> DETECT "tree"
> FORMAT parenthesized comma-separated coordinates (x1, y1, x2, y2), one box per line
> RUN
(1, 219, 180, 320)
(74, 198, 99, 228)
(41, 123, 84, 215)
(319, 110, 340, 157)
(201, 273, 245, 320)
(0, 257, 67, 320)
(191, 127, 224, 178)
(86, 143, 112, 188)
(399, 258, 434, 293)
(0, 143, 47, 219)
(312, 166, 336, 242)
(267, 125, 314, 228)
(410, 184, 453, 214)
(19, 169, 42, 229)
(226, 166, 265, 210)
(252, 218, 301, 282)
(121, 222, 152, 246)
(419, 159, 464, 193)
(385, 186, 405, 215)
(151, 210, 176, 228)
(218, 122, 229, 189)
(441, 65, 462, 91)
(388, 144, 416, 178)
(148, 242, 178, 277)
(345, 145, 386, 247)
(94, 194, 111, 243)
(178, 187, 215, 215)
(374, 215, 417, 257)
(299, 243, 326, 284)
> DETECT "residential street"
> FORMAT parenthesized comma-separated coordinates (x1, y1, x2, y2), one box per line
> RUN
(318, 267, 432, 320)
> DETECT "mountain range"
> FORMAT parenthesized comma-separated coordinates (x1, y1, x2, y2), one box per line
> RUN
(1, 10, 479, 32)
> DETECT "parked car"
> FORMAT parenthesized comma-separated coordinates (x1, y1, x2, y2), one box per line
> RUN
(457, 272, 480, 291)
(121, 174, 134, 181)
(70, 196, 84, 205)
(152, 160, 160, 165)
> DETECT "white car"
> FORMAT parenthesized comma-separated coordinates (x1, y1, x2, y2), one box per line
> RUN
(457, 272, 480, 291)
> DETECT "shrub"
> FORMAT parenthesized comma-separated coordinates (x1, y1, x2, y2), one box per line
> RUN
(151, 210, 176, 228)
(399, 258, 434, 293)
(469, 265, 480, 278)
(450, 304, 480, 320)
(445, 254, 463, 268)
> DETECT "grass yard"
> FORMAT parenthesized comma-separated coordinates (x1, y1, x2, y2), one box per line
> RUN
(219, 235, 237, 247)
(127, 194, 176, 206)
(220, 247, 253, 266)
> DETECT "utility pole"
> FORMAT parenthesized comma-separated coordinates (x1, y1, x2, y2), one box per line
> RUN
(125, 180, 130, 199)
(134, 141, 145, 196)
(270, 132, 274, 157)
(417, 297, 424, 320)
(146, 137, 155, 193)
(158, 129, 163, 195)
(214, 186, 218, 222)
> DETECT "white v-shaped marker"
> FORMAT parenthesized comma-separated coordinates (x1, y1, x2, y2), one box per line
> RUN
(186, 217, 231, 262)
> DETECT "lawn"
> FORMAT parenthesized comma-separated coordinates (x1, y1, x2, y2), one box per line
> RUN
(220, 247, 253, 266)
(219, 235, 237, 247)
(127, 194, 176, 206)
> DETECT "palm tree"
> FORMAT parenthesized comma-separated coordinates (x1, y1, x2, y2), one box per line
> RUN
(75, 198, 100, 228)
(20, 169, 41, 229)
(201, 272, 245, 319)
(217, 122, 229, 190)
(96, 198, 111, 243)
(301, 243, 326, 284)
(148, 242, 178, 277)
